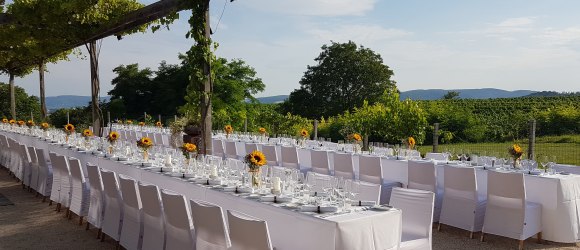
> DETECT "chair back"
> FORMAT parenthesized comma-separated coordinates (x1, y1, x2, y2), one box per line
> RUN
(27, 146, 38, 165)
(160, 189, 195, 250)
(119, 175, 141, 211)
(280, 146, 299, 169)
(154, 133, 163, 145)
(68, 158, 85, 183)
(443, 165, 477, 200)
(407, 160, 437, 192)
(227, 210, 273, 250)
(190, 200, 230, 249)
(261, 145, 278, 166)
(245, 143, 258, 156)
(86, 163, 104, 228)
(310, 150, 330, 175)
(389, 187, 435, 244)
(306, 172, 332, 193)
(212, 139, 225, 157)
(100, 169, 123, 240)
(487, 170, 526, 207)
(358, 154, 382, 184)
(138, 182, 165, 250)
(425, 153, 448, 161)
(350, 180, 381, 205)
(118, 174, 142, 250)
(333, 152, 354, 179)
(225, 140, 238, 159)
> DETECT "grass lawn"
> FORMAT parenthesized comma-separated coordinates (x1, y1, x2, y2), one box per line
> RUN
(417, 134, 580, 166)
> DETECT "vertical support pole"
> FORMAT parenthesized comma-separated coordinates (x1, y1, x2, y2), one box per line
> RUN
(528, 119, 536, 160)
(88, 40, 102, 137)
(200, 1, 213, 155)
(158, 114, 161, 123)
(39, 62, 47, 119)
(107, 111, 111, 128)
(313, 120, 318, 140)
(244, 117, 248, 133)
(9, 73, 15, 119)
(433, 123, 439, 153)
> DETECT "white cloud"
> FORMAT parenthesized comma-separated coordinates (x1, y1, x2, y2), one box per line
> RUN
(536, 27, 580, 45)
(497, 17, 535, 28)
(240, 0, 377, 16)
(308, 24, 412, 43)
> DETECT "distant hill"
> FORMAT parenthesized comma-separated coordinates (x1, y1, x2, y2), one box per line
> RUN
(399, 88, 536, 100)
(255, 88, 539, 103)
(525, 91, 580, 97)
(46, 95, 110, 111)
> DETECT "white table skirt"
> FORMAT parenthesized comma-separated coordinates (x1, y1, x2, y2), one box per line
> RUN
(223, 138, 580, 243)
(5, 132, 402, 250)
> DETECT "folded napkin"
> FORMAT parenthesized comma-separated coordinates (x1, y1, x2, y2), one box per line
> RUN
(351, 200, 376, 206)
(300, 205, 338, 213)
(260, 195, 293, 203)
(221, 186, 237, 192)
(236, 186, 254, 193)
(170, 172, 184, 177)
(208, 179, 223, 185)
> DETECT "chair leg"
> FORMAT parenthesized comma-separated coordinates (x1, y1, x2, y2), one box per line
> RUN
(79, 216, 83, 226)
(116, 241, 120, 250)
(100, 233, 105, 242)
(537, 232, 543, 244)
(469, 231, 474, 239)
(85, 222, 90, 230)
(97, 229, 102, 239)
(480, 232, 485, 242)
(437, 223, 441, 232)
(42, 196, 46, 203)
(518, 240, 524, 250)
(48, 200, 52, 206)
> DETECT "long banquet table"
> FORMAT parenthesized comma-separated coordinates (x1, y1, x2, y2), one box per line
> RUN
(3, 131, 402, 250)
(223, 138, 580, 243)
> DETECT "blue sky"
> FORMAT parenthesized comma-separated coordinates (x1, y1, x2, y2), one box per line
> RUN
(2, 0, 580, 98)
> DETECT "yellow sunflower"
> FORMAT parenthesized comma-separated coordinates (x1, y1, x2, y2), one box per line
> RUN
(224, 125, 233, 134)
(82, 129, 93, 137)
(156, 121, 162, 127)
(408, 137, 416, 147)
(108, 131, 120, 143)
(352, 133, 362, 142)
(259, 127, 266, 134)
(182, 143, 197, 153)
(41, 122, 49, 130)
(26, 120, 35, 127)
(126, 120, 133, 124)
(64, 123, 75, 132)
(1, 118, 7, 123)
(139, 122, 145, 126)
(300, 129, 309, 138)
(137, 137, 153, 149)
(248, 150, 267, 167)
(9, 119, 15, 124)
(17, 120, 25, 126)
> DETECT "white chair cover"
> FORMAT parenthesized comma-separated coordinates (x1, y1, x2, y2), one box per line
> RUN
(310, 150, 330, 175)
(390, 187, 435, 250)
(35, 148, 52, 197)
(359, 154, 401, 204)
(407, 160, 442, 222)
(154, 133, 163, 146)
(333, 152, 355, 180)
(118, 174, 143, 250)
(27, 146, 39, 192)
(225, 140, 239, 159)
(68, 158, 90, 217)
(306, 172, 332, 193)
(227, 210, 273, 250)
(261, 145, 278, 167)
(100, 169, 124, 241)
(190, 199, 230, 250)
(19, 144, 31, 187)
(86, 163, 105, 229)
(160, 189, 195, 250)
(212, 139, 225, 158)
(56, 154, 72, 208)
(350, 180, 381, 205)
(482, 170, 542, 241)
(245, 143, 258, 157)
(440, 165, 486, 233)
(280, 146, 300, 170)
(425, 153, 448, 161)
(48, 153, 62, 205)
(138, 182, 166, 250)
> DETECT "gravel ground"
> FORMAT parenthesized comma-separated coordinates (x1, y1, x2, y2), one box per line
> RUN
(0, 167, 578, 250)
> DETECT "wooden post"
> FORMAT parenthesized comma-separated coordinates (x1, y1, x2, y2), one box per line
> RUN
(39, 62, 48, 119)
(88, 40, 102, 137)
(9, 73, 15, 119)
(528, 119, 536, 160)
(433, 123, 439, 153)
(199, 1, 213, 155)
(158, 114, 161, 123)
(244, 117, 248, 133)
(313, 120, 318, 139)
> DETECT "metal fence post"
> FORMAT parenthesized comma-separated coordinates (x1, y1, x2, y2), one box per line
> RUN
(528, 119, 536, 160)
(433, 123, 439, 153)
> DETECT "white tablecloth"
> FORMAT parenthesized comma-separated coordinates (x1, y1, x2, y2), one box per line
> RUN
(5, 132, 402, 250)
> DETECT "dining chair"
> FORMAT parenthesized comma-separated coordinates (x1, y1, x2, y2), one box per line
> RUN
(425, 153, 448, 161)
(35, 148, 53, 201)
(439, 165, 486, 238)
(56, 154, 73, 211)
(349, 180, 381, 205)
(227, 210, 273, 250)
(306, 171, 332, 193)
(245, 143, 259, 157)
(86, 163, 105, 238)
(100, 169, 124, 243)
(280, 146, 300, 171)
(333, 152, 355, 180)
(310, 149, 331, 175)
(407, 160, 442, 222)
(212, 139, 225, 158)
(48, 153, 62, 209)
(190, 199, 230, 250)
(27, 146, 39, 192)
(160, 189, 195, 250)
(118, 174, 143, 250)
(390, 187, 435, 250)
(68, 157, 90, 224)
(481, 171, 542, 250)
(261, 145, 279, 167)
(138, 182, 166, 250)
(225, 140, 239, 159)
(359, 154, 402, 204)
(19, 144, 32, 189)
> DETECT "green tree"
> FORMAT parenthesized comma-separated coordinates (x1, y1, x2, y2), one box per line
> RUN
(443, 91, 460, 100)
(282, 41, 397, 118)
(0, 82, 41, 121)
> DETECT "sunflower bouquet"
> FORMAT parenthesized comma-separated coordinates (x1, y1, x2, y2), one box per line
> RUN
(508, 144, 523, 160)
(244, 150, 267, 188)
(107, 131, 120, 144)
(406, 137, 416, 150)
(156, 121, 162, 127)
(82, 129, 93, 138)
(40, 122, 50, 131)
(180, 143, 197, 159)
(17, 120, 25, 126)
(224, 124, 233, 135)
(139, 121, 145, 127)
(259, 127, 266, 134)
(350, 133, 363, 153)
(137, 137, 153, 151)
(2, 118, 7, 124)
(9, 119, 15, 125)
(126, 120, 133, 125)
(64, 123, 75, 135)
(26, 120, 35, 128)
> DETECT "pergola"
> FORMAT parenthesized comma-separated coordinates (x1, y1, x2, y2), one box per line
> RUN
(0, 0, 214, 154)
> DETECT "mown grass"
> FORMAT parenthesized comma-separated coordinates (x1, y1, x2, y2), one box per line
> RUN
(418, 135, 580, 166)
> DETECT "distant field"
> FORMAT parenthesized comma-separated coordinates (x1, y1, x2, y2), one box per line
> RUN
(418, 134, 580, 166)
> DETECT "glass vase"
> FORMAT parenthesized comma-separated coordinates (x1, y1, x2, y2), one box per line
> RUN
(250, 170, 261, 189)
